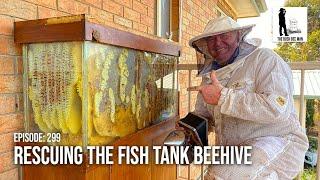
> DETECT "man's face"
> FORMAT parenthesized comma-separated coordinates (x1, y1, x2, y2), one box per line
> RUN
(206, 31, 240, 65)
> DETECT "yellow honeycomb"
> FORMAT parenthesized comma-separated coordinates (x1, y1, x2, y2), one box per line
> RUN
(130, 85, 136, 114)
(26, 41, 177, 145)
(118, 49, 129, 103)
(28, 42, 82, 134)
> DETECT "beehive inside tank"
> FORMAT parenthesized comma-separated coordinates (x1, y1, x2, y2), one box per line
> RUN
(24, 41, 178, 146)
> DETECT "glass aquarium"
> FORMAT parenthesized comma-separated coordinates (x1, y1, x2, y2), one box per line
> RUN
(23, 41, 178, 146)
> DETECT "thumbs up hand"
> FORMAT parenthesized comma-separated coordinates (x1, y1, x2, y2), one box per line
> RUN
(198, 71, 223, 105)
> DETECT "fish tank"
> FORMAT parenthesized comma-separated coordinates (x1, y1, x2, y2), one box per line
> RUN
(17, 15, 180, 147)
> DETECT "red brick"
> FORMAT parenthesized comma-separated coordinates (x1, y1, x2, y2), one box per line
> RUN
(15, 94, 23, 112)
(147, 6, 154, 18)
(79, 0, 102, 8)
(0, 75, 22, 93)
(0, 0, 37, 20)
(90, 7, 113, 25)
(188, 14, 193, 22)
(147, 26, 154, 35)
(0, 16, 14, 36)
(114, 15, 132, 28)
(0, 133, 14, 153)
(133, 22, 147, 33)
(25, 0, 56, 9)
(103, 0, 123, 16)
(133, 1, 147, 15)
(132, 25, 140, 32)
(58, 0, 89, 14)
(38, 6, 69, 19)
(15, 57, 22, 75)
(0, 152, 15, 173)
(0, 113, 23, 133)
(0, 95, 15, 114)
(140, 15, 153, 27)
(178, 0, 219, 116)
(194, 0, 201, 7)
(148, 20, 154, 29)
(185, 0, 192, 6)
(141, 0, 154, 7)
(0, 36, 22, 56)
(184, 3, 191, 12)
(124, 7, 140, 22)
(0, 56, 15, 75)
(0, 168, 18, 180)
(116, 0, 132, 8)
(183, 18, 190, 26)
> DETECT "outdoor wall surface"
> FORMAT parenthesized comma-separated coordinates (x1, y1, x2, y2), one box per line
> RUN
(178, 0, 218, 118)
(0, 0, 219, 179)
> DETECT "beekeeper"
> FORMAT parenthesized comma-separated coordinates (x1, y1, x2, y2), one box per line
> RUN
(190, 16, 309, 179)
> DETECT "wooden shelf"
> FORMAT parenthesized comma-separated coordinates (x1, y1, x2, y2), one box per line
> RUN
(20, 116, 178, 180)
(14, 14, 181, 57)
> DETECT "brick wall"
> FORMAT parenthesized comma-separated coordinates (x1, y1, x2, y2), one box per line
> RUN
(0, 0, 218, 179)
(178, 0, 218, 117)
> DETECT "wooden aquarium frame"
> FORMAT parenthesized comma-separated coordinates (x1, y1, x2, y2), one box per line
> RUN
(14, 14, 181, 57)
(18, 116, 178, 180)
(15, 14, 181, 180)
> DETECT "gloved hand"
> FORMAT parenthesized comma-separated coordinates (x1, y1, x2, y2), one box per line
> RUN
(199, 71, 223, 105)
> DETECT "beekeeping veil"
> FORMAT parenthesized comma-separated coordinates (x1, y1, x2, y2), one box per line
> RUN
(189, 16, 255, 76)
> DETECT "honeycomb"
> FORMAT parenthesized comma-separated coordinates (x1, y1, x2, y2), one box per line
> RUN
(26, 41, 177, 145)
(28, 42, 82, 134)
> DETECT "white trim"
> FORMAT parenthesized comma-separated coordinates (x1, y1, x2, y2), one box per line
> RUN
(156, 0, 162, 37)
(215, 5, 227, 17)
(169, 0, 173, 35)
(178, 0, 183, 43)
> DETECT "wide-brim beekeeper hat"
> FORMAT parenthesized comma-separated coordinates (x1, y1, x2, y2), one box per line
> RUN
(189, 16, 255, 74)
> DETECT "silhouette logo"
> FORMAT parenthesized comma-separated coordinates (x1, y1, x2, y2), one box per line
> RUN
(272, 7, 307, 42)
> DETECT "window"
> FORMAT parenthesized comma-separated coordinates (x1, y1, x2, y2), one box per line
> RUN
(157, 0, 180, 42)
(215, 5, 227, 17)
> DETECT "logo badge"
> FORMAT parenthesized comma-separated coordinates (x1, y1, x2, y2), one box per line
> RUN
(272, 7, 308, 42)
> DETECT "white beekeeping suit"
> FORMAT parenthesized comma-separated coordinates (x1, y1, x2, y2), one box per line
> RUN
(189, 16, 309, 179)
